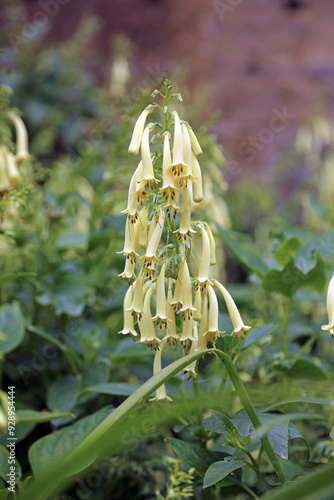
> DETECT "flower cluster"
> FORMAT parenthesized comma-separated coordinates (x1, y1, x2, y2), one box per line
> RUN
(118, 83, 251, 398)
(0, 111, 30, 195)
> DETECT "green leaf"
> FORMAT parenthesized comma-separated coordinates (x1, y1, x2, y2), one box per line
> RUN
(28, 406, 113, 478)
(262, 254, 326, 296)
(47, 376, 79, 413)
(233, 410, 289, 459)
(215, 334, 238, 353)
(275, 237, 302, 267)
(166, 438, 225, 477)
(295, 228, 334, 274)
(242, 324, 276, 349)
(252, 413, 326, 441)
(218, 228, 269, 277)
(203, 460, 244, 488)
(79, 383, 140, 397)
(0, 302, 25, 354)
(0, 444, 21, 482)
(17, 410, 74, 424)
(37, 277, 93, 316)
(0, 272, 35, 285)
(271, 358, 326, 381)
(211, 411, 240, 442)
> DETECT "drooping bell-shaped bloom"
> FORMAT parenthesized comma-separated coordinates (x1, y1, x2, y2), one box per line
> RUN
(3, 149, 22, 187)
(179, 259, 196, 320)
(205, 222, 216, 266)
(138, 206, 150, 249)
(171, 112, 187, 176)
(128, 106, 154, 156)
(121, 161, 144, 223)
(0, 149, 10, 193)
(179, 123, 195, 182)
(117, 216, 139, 263)
(164, 280, 180, 345)
(149, 341, 172, 401)
(195, 293, 209, 351)
(184, 322, 199, 378)
(213, 280, 251, 340)
(205, 284, 223, 344)
(8, 111, 30, 161)
(129, 269, 146, 320)
(321, 273, 334, 337)
(174, 180, 196, 240)
(192, 154, 203, 203)
(169, 267, 183, 312)
(142, 283, 161, 350)
(144, 209, 165, 275)
(160, 132, 180, 215)
(196, 223, 212, 290)
(152, 262, 168, 328)
(141, 124, 158, 189)
(118, 284, 138, 337)
(179, 315, 194, 348)
(118, 255, 136, 282)
(185, 122, 203, 156)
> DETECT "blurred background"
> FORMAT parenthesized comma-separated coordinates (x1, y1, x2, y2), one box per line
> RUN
(1, 0, 334, 183)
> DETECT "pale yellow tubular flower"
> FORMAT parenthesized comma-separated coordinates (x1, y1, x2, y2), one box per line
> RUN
(164, 280, 179, 345)
(8, 111, 30, 161)
(171, 111, 187, 176)
(205, 284, 223, 344)
(0, 149, 10, 193)
(213, 280, 251, 340)
(121, 161, 143, 223)
(128, 106, 154, 155)
(144, 209, 165, 275)
(179, 123, 195, 182)
(192, 154, 203, 203)
(138, 206, 150, 249)
(132, 161, 148, 206)
(3, 149, 22, 187)
(204, 222, 216, 266)
(141, 124, 158, 189)
(175, 180, 196, 240)
(321, 273, 334, 338)
(184, 322, 198, 378)
(196, 223, 212, 290)
(117, 216, 139, 263)
(195, 293, 209, 351)
(193, 286, 202, 321)
(149, 341, 172, 401)
(130, 269, 146, 320)
(118, 255, 136, 283)
(160, 131, 180, 216)
(147, 212, 157, 245)
(118, 284, 138, 337)
(152, 261, 168, 328)
(179, 258, 196, 320)
(179, 315, 194, 348)
(185, 122, 203, 156)
(169, 268, 183, 312)
(142, 283, 161, 350)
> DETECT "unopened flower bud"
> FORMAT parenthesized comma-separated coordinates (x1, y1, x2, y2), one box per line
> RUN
(128, 106, 154, 155)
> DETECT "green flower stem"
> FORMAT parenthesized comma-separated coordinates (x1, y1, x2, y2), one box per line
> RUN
(192, 377, 203, 425)
(19, 348, 285, 500)
(281, 298, 291, 359)
(214, 350, 286, 486)
(234, 481, 260, 500)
